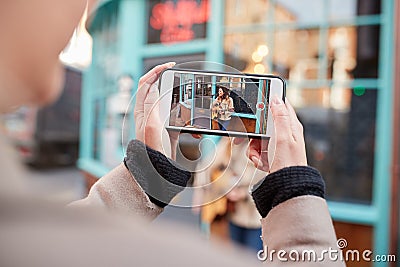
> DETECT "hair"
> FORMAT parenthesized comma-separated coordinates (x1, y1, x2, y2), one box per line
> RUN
(216, 85, 230, 100)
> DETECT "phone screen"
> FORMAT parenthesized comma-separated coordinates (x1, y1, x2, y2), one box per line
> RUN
(159, 69, 285, 138)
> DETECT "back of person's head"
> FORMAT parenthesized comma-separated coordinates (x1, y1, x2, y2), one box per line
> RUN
(0, 0, 88, 112)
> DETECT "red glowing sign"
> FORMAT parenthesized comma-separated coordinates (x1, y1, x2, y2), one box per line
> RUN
(149, 0, 209, 44)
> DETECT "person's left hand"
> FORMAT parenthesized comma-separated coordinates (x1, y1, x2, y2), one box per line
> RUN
(134, 62, 200, 160)
(134, 62, 176, 158)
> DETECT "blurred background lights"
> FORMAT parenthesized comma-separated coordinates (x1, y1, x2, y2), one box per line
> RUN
(257, 44, 269, 57)
(353, 86, 366, 96)
(251, 51, 263, 63)
(254, 63, 265, 74)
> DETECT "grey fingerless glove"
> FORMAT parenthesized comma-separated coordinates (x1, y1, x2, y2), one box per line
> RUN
(251, 166, 325, 218)
(124, 140, 191, 208)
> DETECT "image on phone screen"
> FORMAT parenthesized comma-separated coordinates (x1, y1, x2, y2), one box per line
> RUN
(159, 69, 285, 138)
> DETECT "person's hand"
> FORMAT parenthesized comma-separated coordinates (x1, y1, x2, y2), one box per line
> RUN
(236, 96, 307, 173)
(134, 62, 201, 160)
(134, 62, 176, 157)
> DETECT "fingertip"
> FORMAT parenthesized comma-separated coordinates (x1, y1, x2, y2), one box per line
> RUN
(192, 134, 202, 139)
(284, 98, 294, 109)
(271, 95, 283, 106)
(284, 97, 298, 118)
(251, 156, 263, 168)
(159, 62, 175, 70)
(233, 137, 245, 145)
(153, 62, 175, 74)
(249, 137, 261, 146)
(248, 139, 261, 157)
(270, 98, 288, 117)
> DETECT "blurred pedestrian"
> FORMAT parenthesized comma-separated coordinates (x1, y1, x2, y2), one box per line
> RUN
(194, 137, 266, 251)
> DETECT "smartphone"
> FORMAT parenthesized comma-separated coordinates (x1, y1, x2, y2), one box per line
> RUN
(158, 68, 285, 139)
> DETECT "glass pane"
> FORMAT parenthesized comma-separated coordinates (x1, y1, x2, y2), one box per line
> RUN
(146, 0, 209, 44)
(328, 26, 380, 79)
(225, 0, 270, 26)
(327, 27, 357, 82)
(270, 25, 380, 81)
(353, 25, 380, 79)
(290, 87, 376, 204)
(273, 29, 320, 80)
(224, 33, 272, 74)
(92, 18, 120, 95)
(275, 0, 380, 23)
(328, 0, 358, 20)
(275, 0, 325, 24)
(352, 0, 382, 16)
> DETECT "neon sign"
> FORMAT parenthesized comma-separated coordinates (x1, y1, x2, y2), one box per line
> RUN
(149, 0, 209, 44)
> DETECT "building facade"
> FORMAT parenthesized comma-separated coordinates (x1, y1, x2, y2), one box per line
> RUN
(79, 1, 399, 266)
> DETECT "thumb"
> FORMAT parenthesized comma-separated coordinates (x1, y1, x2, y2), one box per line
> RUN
(270, 96, 292, 142)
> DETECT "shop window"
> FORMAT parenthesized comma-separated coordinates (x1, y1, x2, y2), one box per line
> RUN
(351, 25, 380, 79)
(223, 0, 382, 204)
(296, 88, 375, 204)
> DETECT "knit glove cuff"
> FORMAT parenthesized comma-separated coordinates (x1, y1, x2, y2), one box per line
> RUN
(251, 166, 325, 218)
(124, 140, 191, 208)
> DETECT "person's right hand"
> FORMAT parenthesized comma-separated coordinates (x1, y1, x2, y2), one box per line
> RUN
(245, 96, 307, 174)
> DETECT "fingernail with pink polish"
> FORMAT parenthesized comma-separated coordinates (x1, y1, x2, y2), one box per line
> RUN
(251, 156, 263, 167)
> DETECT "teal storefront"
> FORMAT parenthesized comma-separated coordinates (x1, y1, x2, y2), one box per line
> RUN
(79, 1, 398, 265)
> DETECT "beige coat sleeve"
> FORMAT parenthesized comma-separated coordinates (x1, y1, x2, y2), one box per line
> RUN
(259, 195, 345, 266)
(69, 163, 162, 221)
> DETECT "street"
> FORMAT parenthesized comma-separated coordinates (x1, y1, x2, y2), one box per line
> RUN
(25, 166, 86, 204)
